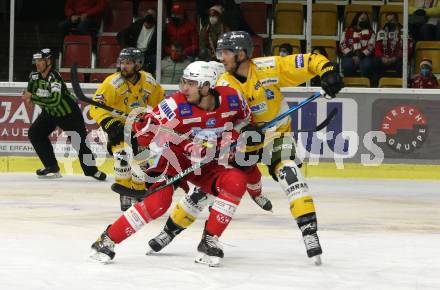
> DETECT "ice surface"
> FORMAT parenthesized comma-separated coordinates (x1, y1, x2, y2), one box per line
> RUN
(0, 173, 439, 290)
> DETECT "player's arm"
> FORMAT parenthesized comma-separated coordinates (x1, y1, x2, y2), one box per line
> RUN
(145, 76, 165, 108)
(90, 82, 125, 147)
(30, 77, 63, 107)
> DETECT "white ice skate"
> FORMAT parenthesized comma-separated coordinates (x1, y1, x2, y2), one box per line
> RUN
(195, 231, 223, 267)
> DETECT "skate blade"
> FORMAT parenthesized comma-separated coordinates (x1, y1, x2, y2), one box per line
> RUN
(89, 249, 113, 264)
(195, 252, 221, 267)
(37, 173, 62, 179)
(145, 245, 157, 255)
(312, 255, 322, 266)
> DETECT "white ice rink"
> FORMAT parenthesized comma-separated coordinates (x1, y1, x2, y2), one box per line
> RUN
(0, 173, 439, 290)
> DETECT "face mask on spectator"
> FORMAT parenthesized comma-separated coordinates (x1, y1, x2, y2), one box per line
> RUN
(172, 16, 183, 25)
(145, 14, 155, 26)
(209, 16, 219, 25)
(171, 51, 181, 61)
(385, 22, 396, 31)
(421, 68, 431, 77)
(359, 21, 369, 29)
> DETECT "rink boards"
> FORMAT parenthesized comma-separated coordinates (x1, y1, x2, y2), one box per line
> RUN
(0, 82, 439, 179)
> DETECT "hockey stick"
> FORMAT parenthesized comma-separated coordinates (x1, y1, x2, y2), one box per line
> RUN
(297, 107, 338, 132)
(116, 90, 327, 199)
(71, 64, 129, 118)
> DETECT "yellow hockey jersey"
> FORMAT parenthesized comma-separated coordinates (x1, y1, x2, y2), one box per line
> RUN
(90, 70, 165, 124)
(216, 53, 331, 133)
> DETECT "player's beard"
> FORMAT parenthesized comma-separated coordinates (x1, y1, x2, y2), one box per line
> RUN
(121, 69, 136, 79)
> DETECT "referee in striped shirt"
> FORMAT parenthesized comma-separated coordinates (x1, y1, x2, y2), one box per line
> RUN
(22, 48, 106, 180)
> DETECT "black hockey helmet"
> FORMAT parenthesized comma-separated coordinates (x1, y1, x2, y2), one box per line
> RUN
(117, 47, 144, 69)
(32, 48, 52, 64)
(216, 31, 253, 60)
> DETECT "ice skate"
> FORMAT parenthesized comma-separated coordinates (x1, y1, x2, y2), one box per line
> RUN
(146, 230, 175, 254)
(90, 227, 115, 264)
(90, 170, 107, 181)
(303, 232, 322, 266)
(36, 166, 62, 179)
(195, 231, 224, 267)
(251, 194, 273, 212)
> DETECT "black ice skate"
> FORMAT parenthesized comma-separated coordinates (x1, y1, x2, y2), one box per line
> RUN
(195, 231, 224, 267)
(251, 194, 273, 212)
(90, 170, 107, 181)
(146, 230, 175, 254)
(90, 227, 115, 263)
(299, 219, 322, 265)
(303, 232, 322, 265)
(36, 166, 61, 179)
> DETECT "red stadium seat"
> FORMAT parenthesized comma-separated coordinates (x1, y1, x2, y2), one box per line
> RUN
(240, 2, 268, 34)
(96, 35, 121, 68)
(104, 1, 133, 32)
(62, 35, 92, 68)
(90, 35, 121, 83)
(252, 36, 264, 58)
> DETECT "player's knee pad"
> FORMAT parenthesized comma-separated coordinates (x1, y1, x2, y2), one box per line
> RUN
(275, 160, 316, 219)
(141, 184, 174, 220)
(245, 165, 262, 197)
(114, 148, 131, 186)
(170, 187, 213, 229)
(215, 169, 247, 203)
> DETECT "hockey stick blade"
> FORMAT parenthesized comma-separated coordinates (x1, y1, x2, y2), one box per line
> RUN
(70, 64, 128, 118)
(297, 107, 338, 132)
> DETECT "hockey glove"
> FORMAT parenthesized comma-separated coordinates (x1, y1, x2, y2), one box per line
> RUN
(100, 117, 125, 146)
(320, 62, 344, 99)
(240, 124, 264, 147)
(133, 113, 157, 147)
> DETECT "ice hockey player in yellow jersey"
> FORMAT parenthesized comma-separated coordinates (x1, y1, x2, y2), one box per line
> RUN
(90, 47, 164, 211)
(215, 31, 344, 264)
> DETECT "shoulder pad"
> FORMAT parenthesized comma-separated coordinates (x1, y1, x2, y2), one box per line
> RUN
(109, 73, 124, 88)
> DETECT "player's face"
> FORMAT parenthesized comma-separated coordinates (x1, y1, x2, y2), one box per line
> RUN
(120, 59, 137, 78)
(35, 58, 48, 73)
(217, 49, 237, 73)
(180, 78, 200, 104)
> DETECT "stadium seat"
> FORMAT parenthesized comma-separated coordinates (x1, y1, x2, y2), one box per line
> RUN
(61, 35, 92, 82)
(415, 41, 440, 74)
(378, 5, 403, 28)
(343, 77, 371, 87)
(312, 4, 338, 38)
(271, 38, 301, 56)
(378, 77, 402, 88)
(343, 5, 373, 30)
(62, 35, 92, 68)
(103, 1, 133, 32)
(311, 39, 338, 63)
(240, 2, 267, 34)
(252, 36, 264, 58)
(138, 0, 158, 18)
(90, 35, 121, 82)
(274, 3, 303, 35)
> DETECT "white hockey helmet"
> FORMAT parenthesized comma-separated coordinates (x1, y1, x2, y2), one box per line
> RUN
(182, 61, 218, 89)
(208, 61, 225, 77)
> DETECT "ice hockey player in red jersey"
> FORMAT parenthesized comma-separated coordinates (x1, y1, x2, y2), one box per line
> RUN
(90, 61, 252, 267)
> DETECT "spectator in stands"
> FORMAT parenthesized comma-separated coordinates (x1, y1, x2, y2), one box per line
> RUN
(161, 42, 191, 84)
(374, 13, 413, 84)
(409, 0, 440, 41)
(410, 58, 438, 88)
(279, 43, 293, 57)
(340, 12, 375, 81)
(197, 0, 255, 35)
(59, 0, 106, 39)
(164, 3, 199, 59)
(117, 9, 157, 73)
(311, 47, 330, 86)
(199, 5, 230, 61)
